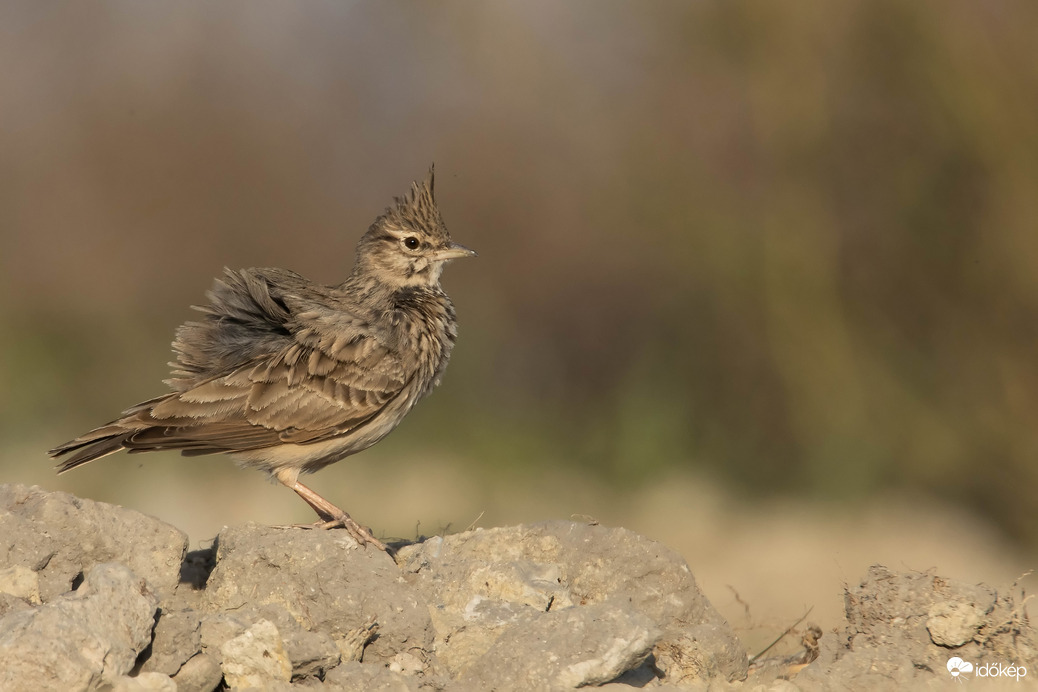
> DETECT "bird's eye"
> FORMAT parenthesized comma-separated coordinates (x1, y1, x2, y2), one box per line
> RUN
(403, 237, 420, 250)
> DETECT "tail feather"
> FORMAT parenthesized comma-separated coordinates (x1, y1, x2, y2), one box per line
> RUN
(49, 394, 176, 472)
(49, 392, 264, 472)
(49, 431, 136, 473)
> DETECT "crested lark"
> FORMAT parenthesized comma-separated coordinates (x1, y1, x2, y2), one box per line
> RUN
(49, 169, 475, 551)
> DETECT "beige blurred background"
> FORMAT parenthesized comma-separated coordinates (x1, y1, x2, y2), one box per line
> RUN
(2, 1, 1036, 652)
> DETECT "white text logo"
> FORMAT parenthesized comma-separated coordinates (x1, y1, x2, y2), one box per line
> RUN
(947, 657, 1028, 682)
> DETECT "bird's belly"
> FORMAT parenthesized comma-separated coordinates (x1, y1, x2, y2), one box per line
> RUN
(228, 391, 421, 475)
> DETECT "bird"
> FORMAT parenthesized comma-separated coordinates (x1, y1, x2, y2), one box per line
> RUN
(48, 168, 475, 551)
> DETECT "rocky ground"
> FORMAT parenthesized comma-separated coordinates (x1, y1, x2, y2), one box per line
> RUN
(0, 483, 1034, 691)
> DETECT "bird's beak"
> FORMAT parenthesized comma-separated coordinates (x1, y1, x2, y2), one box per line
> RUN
(432, 243, 478, 261)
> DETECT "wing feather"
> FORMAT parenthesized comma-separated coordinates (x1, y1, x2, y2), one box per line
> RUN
(140, 333, 410, 450)
(52, 266, 414, 469)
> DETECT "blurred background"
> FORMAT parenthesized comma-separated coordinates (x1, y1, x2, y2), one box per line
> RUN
(2, 0, 1036, 652)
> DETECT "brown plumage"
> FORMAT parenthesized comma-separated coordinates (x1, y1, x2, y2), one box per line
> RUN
(48, 168, 475, 550)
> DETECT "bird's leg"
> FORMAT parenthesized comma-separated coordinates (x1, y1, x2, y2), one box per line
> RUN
(275, 468, 388, 552)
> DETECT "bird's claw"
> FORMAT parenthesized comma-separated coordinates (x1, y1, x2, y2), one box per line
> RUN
(301, 514, 389, 552)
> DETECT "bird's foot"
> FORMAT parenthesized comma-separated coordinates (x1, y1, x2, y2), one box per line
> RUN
(277, 473, 390, 552)
(307, 513, 390, 552)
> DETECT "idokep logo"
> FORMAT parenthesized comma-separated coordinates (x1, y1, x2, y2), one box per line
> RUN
(947, 656, 1028, 683)
(947, 657, 973, 679)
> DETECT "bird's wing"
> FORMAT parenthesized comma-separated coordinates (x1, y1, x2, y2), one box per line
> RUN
(51, 266, 413, 463)
(129, 331, 412, 451)
(130, 267, 412, 451)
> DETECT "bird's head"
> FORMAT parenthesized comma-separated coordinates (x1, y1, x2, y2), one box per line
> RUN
(353, 167, 476, 289)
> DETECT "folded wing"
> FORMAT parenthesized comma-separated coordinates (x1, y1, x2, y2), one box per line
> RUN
(50, 268, 411, 469)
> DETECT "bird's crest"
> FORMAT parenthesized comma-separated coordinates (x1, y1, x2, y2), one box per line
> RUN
(376, 166, 443, 237)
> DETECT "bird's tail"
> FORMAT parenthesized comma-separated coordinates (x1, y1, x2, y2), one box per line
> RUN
(49, 427, 136, 473)
(48, 395, 169, 472)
